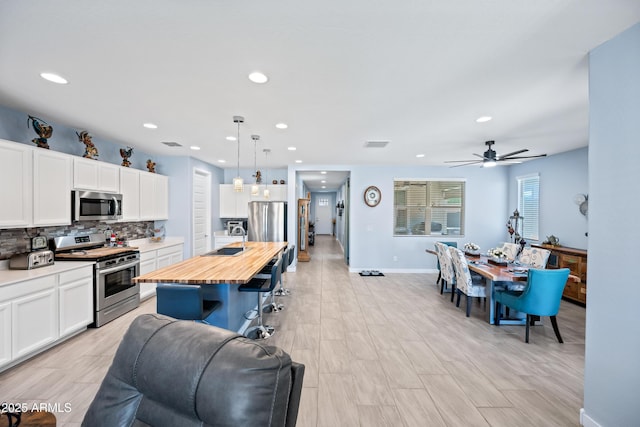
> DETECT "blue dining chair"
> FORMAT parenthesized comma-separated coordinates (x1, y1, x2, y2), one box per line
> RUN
(494, 268, 570, 343)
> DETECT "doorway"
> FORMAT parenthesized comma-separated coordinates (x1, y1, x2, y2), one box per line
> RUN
(192, 169, 211, 256)
(314, 196, 333, 234)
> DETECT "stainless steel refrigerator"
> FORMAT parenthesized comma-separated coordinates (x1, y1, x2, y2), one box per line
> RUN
(247, 201, 287, 242)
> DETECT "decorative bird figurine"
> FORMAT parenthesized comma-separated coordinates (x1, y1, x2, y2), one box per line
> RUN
(76, 130, 99, 159)
(28, 115, 53, 149)
(120, 146, 134, 167)
(146, 159, 156, 173)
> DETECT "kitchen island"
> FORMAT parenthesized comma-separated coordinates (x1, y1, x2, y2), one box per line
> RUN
(133, 241, 288, 332)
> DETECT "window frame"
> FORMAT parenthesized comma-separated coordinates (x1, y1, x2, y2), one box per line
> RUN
(517, 173, 540, 241)
(393, 178, 466, 237)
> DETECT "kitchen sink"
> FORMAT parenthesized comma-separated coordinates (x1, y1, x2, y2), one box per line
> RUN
(204, 247, 250, 256)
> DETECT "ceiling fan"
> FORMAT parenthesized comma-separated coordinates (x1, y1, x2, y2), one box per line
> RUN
(445, 140, 547, 168)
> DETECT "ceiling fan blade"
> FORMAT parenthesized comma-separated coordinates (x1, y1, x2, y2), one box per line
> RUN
(472, 153, 487, 159)
(448, 161, 482, 168)
(497, 149, 528, 159)
(444, 159, 481, 163)
(501, 154, 547, 160)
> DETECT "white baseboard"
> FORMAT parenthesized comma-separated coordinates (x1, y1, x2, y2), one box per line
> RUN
(580, 408, 602, 427)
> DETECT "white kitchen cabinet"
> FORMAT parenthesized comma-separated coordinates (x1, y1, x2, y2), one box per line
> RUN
(140, 172, 169, 220)
(120, 167, 141, 221)
(0, 140, 32, 228)
(214, 235, 244, 249)
(33, 149, 72, 226)
(12, 278, 58, 360)
(58, 266, 93, 337)
(138, 243, 183, 300)
(73, 157, 120, 193)
(0, 302, 10, 366)
(219, 184, 250, 218)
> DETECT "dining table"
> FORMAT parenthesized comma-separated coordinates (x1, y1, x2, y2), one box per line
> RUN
(426, 248, 579, 325)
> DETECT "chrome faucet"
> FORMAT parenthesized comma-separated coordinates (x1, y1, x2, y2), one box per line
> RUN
(239, 226, 246, 251)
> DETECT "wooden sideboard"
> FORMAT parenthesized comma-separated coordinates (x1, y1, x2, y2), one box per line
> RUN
(533, 244, 587, 304)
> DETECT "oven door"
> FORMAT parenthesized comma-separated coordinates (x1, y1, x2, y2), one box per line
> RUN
(95, 259, 140, 311)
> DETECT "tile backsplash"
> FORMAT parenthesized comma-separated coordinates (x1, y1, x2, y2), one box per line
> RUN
(0, 221, 153, 259)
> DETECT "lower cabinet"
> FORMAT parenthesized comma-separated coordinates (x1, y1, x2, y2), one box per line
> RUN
(58, 266, 93, 337)
(139, 243, 184, 300)
(0, 265, 94, 371)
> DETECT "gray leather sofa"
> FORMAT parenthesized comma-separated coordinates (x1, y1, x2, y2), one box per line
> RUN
(82, 313, 305, 427)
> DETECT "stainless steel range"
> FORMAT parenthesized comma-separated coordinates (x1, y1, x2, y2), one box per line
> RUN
(53, 233, 140, 327)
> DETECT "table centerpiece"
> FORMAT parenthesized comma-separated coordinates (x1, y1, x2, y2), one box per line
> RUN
(487, 247, 509, 266)
(464, 242, 481, 256)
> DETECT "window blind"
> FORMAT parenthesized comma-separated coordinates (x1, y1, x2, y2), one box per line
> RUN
(517, 174, 539, 241)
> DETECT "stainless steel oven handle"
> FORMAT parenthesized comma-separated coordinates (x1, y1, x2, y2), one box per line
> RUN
(97, 260, 140, 276)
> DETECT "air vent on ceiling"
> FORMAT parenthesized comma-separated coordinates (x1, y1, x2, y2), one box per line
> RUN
(364, 140, 390, 148)
(161, 141, 182, 147)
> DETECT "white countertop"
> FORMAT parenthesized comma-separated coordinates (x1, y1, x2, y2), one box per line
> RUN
(0, 260, 96, 288)
(128, 236, 185, 253)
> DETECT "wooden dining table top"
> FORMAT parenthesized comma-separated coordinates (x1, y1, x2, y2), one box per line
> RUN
(425, 248, 580, 283)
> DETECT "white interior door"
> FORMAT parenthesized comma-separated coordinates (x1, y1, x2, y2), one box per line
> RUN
(315, 196, 332, 234)
(192, 169, 211, 256)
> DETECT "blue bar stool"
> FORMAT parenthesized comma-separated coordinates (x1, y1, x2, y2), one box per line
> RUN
(239, 256, 282, 339)
(156, 284, 220, 324)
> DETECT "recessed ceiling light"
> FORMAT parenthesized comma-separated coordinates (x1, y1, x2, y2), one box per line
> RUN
(416, 154, 425, 158)
(190, 146, 201, 150)
(320, 171, 327, 174)
(476, 116, 492, 123)
(218, 159, 226, 163)
(143, 123, 158, 129)
(226, 136, 237, 141)
(276, 123, 288, 129)
(288, 146, 296, 151)
(248, 72, 268, 84)
(321, 180, 326, 183)
(295, 160, 302, 164)
(322, 186, 326, 189)
(40, 72, 68, 84)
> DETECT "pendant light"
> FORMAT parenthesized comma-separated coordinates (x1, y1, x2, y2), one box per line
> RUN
(263, 148, 271, 199)
(251, 134, 260, 196)
(232, 116, 244, 192)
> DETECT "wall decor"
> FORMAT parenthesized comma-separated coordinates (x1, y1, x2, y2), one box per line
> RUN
(146, 159, 156, 173)
(364, 186, 381, 207)
(76, 130, 98, 159)
(27, 115, 53, 149)
(120, 146, 134, 167)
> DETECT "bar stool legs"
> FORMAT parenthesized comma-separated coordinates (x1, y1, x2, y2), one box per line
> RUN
(245, 293, 275, 339)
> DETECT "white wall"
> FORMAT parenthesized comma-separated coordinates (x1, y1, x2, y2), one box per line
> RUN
(582, 22, 640, 427)
(508, 147, 588, 249)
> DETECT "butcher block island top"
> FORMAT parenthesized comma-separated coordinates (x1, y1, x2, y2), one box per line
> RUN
(133, 241, 288, 285)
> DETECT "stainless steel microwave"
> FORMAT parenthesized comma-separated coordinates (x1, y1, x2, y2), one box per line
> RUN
(73, 191, 122, 221)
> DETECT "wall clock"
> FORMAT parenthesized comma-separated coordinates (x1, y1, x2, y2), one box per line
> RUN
(364, 186, 381, 207)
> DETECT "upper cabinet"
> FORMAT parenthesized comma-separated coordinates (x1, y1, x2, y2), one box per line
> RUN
(139, 172, 168, 220)
(0, 140, 32, 228)
(0, 140, 71, 228)
(73, 157, 120, 193)
(120, 167, 140, 221)
(220, 184, 287, 218)
(33, 150, 72, 226)
(219, 184, 251, 218)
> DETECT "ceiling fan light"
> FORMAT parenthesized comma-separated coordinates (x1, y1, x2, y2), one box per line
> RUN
(483, 160, 497, 168)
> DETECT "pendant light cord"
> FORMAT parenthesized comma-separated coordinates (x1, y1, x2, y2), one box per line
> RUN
(236, 121, 241, 178)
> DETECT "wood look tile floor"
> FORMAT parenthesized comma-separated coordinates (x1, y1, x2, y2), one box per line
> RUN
(0, 235, 585, 426)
